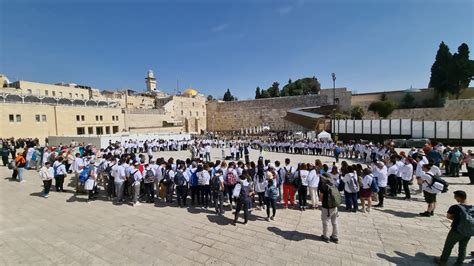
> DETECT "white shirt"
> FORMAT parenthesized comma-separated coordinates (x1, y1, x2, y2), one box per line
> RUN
(53, 161, 67, 176)
(362, 174, 373, 189)
(298, 170, 309, 186)
(307, 169, 320, 188)
(373, 166, 388, 187)
(71, 157, 84, 173)
(399, 163, 414, 181)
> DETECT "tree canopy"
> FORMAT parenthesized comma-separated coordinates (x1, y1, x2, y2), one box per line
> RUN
(223, 89, 236, 101)
(255, 77, 321, 99)
(429, 41, 473, 99)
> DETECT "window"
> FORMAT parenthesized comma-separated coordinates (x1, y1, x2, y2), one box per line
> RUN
(69, 93, 73, 98)
(35, 115, 40, 122)
(105, 126, 110, 134)
(9, 114, 14, 122)
(113, 126, 119, 134)
(112, 116, 115, 121)
(115, 115, 119, 121)
(52, 91, 56, 97)
(81, 115, 85, 121)
(96, 126, 103, 135)
(42, 115, 47, 121)
(192, 102, 195, 107)
(45, 90, 49, 96)
(181, 110, 184, 115)
(16, 114, 21, 122)
(88, 127, 93, 134)
(81, 94, 84, 99)
(77, 127, 85, 135)
(27, 89, 32, 95)
(100, 115, 103, 121)
(189, 111, 192, 116)
(75, 93, 78, 98)
(76, 115, 80, 121)
(96, 115, 99, 121)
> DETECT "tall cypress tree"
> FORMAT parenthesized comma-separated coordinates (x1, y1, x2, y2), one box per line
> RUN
(255, 87, 261, 99)
(429, 41, 452, 96)
(448, 43, 472, 99)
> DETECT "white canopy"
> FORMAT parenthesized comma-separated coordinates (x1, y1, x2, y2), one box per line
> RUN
(317, 130, 332, 140)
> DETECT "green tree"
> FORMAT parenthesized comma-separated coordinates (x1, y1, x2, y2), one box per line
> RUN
(350, 106, 365, 119)
(255, 87, 261, 99)
(267, 82, 280, 97)
(429, 41, 453, 97)
(368, 101, 398, 118)
(400, 92, 416, 108)
(223, 89, 236, 101)
(281, 77, 321, 96)
(206, 95, 215, 101)
(448, 43, 473, 99)
(260, 89, 270, 98)
(380, 92, 388, 101)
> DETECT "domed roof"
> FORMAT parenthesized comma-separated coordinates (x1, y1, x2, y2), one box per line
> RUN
(182, 87, 198, 96)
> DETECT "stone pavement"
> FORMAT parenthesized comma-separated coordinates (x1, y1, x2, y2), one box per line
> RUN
(0, 149, 473, 265)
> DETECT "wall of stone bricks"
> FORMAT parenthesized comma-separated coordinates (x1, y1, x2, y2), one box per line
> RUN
(206, 88, 351, 131)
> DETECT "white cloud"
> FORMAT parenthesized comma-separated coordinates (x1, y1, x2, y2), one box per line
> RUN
(277, 6, 293, 15)
(211, 23, 228, 32)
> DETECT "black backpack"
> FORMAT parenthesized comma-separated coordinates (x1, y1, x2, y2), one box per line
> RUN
(211, 176, 221, 192)
(283, 167, 295, 185)
(427, 173, 449, 193)
(163, 170, 172, 185)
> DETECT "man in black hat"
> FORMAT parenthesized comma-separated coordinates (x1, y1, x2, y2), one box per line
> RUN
(436, 190, 473, 265)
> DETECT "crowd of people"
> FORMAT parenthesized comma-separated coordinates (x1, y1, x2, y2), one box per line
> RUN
(1, 136, 474, 264)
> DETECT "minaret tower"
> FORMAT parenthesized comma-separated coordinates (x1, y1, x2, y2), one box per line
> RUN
(145, 70, 157, 92)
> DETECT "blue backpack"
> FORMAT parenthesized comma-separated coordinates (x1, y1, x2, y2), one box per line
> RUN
(190, 170, 198, 186)
(370, 175, 380, 193)
(79, 166, 90, 183)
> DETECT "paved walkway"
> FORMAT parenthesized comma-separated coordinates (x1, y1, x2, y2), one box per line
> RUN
(0, 149, 473, 265)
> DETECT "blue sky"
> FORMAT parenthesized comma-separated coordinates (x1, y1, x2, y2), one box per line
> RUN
(1, 0, 473, 99)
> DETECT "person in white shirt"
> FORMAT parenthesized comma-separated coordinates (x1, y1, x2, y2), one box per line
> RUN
(417, 164, 442, 217)
(307, 165, 320, 208)
(39, 162, 54, 198)
(112, 160, 125, 202)
(84, 160, 97, 202)
(297, 164, 309, 211)
(387, 157, 400, 197)
(205, 144, 211, 162)
(360, 168, 374, 213)
(130, 162, 143, 206)
(373, 161, 388, 208)
(53, 157, 67, 192)
(399, 158, 414, 200)
(281, 158, 296, 208)
(71, 153, 85, 193)
(253, 167, 268, 210)
(342, 166, 359, 212)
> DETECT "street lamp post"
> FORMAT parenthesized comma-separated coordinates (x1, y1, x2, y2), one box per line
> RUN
(331, 73, 336, 105)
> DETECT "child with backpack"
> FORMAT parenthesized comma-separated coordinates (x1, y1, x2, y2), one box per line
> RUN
(225, 163, 238, 209)
(211, 169, 225, 215)
(319, 173, 341, 243)
(265, 177, 278, 221)
(232, 171, 254, 225)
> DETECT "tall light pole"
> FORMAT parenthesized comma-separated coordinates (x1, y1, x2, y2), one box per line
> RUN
(331, 73, 336, 105)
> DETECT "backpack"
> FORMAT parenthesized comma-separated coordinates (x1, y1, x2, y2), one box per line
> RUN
(163, 170, 172, 185)
(8, 160, 15, 170)
(457, 205, 474, 237)
(198, 172, 206, 186)
(190, 170, 198, 186)
(283, 167, 295, 185)
(174, 171, 186, 186)
(370, 175, 380, 193)
(226, 171, 237, 186)
(326, 184, 342, 208)
(239, 184, 250, 199)
(427, 173, 449, 193)
(267, 186, 278, 200)
(346, 174, 359, 193)
(211, 176, 221, 192)
(79, 166, 90, 183)
(145, 169, 155, 183)
(53, 163, 62, 177)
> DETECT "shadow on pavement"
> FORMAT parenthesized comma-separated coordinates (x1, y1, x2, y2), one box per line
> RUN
(29, 192, 44, 197)
(377, 209, 419, 218)
(207, 214, 232, 225)
(376, 251, 435, 265)
(267, 226, 320, 241)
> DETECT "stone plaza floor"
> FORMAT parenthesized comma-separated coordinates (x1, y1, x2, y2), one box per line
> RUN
(0, 149, 473, 265)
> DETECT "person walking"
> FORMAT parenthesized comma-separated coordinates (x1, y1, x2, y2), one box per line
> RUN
(400, 158, 414, 200)
(373, 161, 388, 208)
(84, 161, 97, 202)
(13, 152, 26, 181)
(342, 165, 359, 212)
(130, 162, 143, 206)
(359, 168, 373, 213)
(265, 177, 278, 221)
(211, 169, 225, 215)
(38, 162, 54, 198)
(436, 190, 473, 265)
(463, 150, 473, 184)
